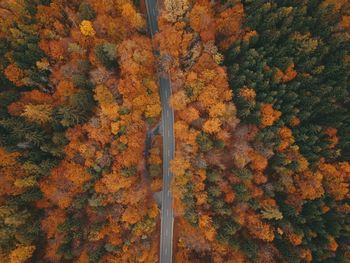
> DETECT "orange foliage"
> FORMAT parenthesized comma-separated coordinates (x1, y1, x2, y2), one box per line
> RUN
(328, 236, 339, 252)
(246, 214, 274, 242)
(41, 209, 66, 239)
(203, 118, 222, 134)
(122, 206, 142, 225)
(290, 116, 301, 126)
(215, 3, 245, 50)
(299, 171, 325, 200)
(171, 156, 191, 177)
(209, 102, 226, 118)
(224, 191, 235, 203)
(0, 148, 24, 197)
(319, 162, 349, 200)
(274, 63, 297, 83)
(249, 151, 268, 172)
(170, 90, 189, 111)
(300, 249, 313, 262)
(9, 245, 36, 263)
(155, 22, 193, 65)
(39, 161, 90, 209)
(243, 30, 258, 42)
(189, 1, 215, 42)
(39, 39, 66, 60)
(260, 103, 282, 128)
(53, 80, 78, 103)
(238, 86, 256, 102)
(324, 127, 339, 149)
(278, 127, 294, 152)
(120, 3, 144, 30)
(75, 251, 89, 263)
(178, 107, 200, 123)
(283, 63, 298, 82)
(8, 90, 54, 116)
(286, 230, 303, 246)
(4, 64, 24, 86)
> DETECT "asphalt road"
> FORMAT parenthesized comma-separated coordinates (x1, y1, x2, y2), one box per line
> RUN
(145, 1, 175, 262)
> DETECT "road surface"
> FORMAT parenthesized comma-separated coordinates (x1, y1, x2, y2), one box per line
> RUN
(145, 1, 175, 263)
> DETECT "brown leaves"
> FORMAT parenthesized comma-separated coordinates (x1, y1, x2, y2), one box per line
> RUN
(39, 39, 66, 60)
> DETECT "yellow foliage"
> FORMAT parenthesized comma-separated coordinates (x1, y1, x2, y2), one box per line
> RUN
(148, 203, 159, 219)
(36, 58, 50, 70)
(94, 85, 115, 105)
(111, 122, 120, 135)
(169, 90, 189, 111)
(164, 0, 189, 23)
(79, 20, 96, 36)
(209, 103, 225, 117)
(9, 245, 35, 263)
(21, 104, 53, 124)
(170, 156, 191, 177)
(203, 118, 221, 134)
(14, 176, 37, 189)
(145, 103, 162, 118)
(121, 3, 144, 29)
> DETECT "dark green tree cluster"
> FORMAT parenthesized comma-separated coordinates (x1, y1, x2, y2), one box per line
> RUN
(225, 0, 350, 163)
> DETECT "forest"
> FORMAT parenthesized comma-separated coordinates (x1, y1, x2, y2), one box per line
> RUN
(0, 0, 349, 262)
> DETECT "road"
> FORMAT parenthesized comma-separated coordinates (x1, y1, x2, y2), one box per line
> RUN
(145, 0, 175, 263)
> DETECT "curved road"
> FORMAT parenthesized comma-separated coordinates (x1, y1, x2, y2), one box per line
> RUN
(145, 1, 175, 262)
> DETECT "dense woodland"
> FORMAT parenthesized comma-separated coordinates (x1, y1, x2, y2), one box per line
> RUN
(0, 0, 160, 262)
(0, 0, 349, 262)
